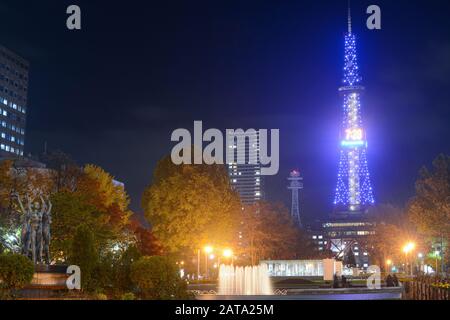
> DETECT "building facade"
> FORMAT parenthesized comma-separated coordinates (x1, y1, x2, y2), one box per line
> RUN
(0, 45, 29, 158)
(227, 129, 264, 205)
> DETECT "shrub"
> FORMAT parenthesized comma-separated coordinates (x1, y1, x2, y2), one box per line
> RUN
(69, 225, 98, 291)
(0, 253, 34, 291)
(114, 246, 142, 292)
(121, 292, 136, 300)
(130, 256, 188, 300)
(94, 292, 108, 300)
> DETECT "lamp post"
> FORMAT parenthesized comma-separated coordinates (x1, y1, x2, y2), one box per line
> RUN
(197, 249, 200, 280)
(402, 242, 415, 276)
(435, 250, 440, 274)
(223, 248, 234, 265)
(386, 259, 392, 273)
(204, 246, 213, 279)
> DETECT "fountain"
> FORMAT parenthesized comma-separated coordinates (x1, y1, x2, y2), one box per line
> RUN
(218, 264, 273, 295)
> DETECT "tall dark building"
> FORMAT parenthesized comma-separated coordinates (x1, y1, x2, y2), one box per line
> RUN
(0, 45, 29, 158)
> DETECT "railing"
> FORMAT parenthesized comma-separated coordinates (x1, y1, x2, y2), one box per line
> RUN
(404, 277, 450, 300)
(190, 289, 288, 296)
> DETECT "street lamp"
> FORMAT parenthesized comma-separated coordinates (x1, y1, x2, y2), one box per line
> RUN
(222, 248, 234, 265)
(223, 249, 233, 258)
(204, 246, 214, 279)
(402, 242, 415, 276)
(434, 250, 440, 274)
(386, 259, 392, 272)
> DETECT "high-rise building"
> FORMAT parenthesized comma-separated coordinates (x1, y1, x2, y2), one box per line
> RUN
(333, 6, 375, 217)
(0, 45, 29, 158)
(287, 170, 303, 227)
(227, 129, 264, 205)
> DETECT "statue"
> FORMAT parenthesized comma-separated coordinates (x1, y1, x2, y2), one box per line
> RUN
(40, 195, 52, 264)
(15, 193, 52, 264)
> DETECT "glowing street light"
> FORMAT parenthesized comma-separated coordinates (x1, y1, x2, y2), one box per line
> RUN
(402, 242, 415, 254)
(223, 249, 233, 258)
(203, 245, 214, 279)
(204, 246, 214, 254)
(402, 242, 416, 276)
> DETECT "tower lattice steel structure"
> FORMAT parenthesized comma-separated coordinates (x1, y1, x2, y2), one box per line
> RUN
(333, 6, 375, 214)
(288, 170, 303, 227)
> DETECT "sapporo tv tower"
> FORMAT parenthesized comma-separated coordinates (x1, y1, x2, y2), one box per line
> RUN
(333, 4, 375, 217)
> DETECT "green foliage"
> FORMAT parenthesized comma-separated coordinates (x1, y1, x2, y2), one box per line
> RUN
(130, 256, 188, 300)
(51, 164, 132, 261)
(142, 156, 241, 254)
(69, 225, 98, 291)
(0, 253, 34, 290)
(114, 245, 142, 292)
(121, 292, 136, 300)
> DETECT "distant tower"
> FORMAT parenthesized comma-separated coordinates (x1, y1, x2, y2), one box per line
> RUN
(288, 170, 303, 227)
(333, 3, 375, 215)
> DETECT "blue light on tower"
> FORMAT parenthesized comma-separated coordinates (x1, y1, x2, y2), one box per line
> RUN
(334, 5, 375, 212)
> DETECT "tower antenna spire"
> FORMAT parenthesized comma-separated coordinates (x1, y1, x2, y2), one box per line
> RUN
(347, 0, 352, 33)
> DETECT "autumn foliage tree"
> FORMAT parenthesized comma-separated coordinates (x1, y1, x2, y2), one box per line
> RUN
(239, 202, 305, 265)
(408, 154, 450, 241)
(407, 154, 450, 269)
(363, 204, 423, 270)
(142, 156, 241, 255)
(51, 164, 132, 260)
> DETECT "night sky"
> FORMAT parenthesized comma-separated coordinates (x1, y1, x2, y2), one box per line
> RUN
(1, 0, 449, 222)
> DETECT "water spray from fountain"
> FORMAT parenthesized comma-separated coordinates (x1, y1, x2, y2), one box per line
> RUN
(218, 264, 273, 295)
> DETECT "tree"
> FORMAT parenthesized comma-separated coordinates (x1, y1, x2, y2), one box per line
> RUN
(142, 156, 241, 254)
(50, 164, 132, 260)
(363, 205, 422, 270)
(408, 154, 450, 272)
(69, 225, 98, 291)
(39, 150, 81, 192)
(130, 256, 188, 299)
(129, 220, 163, 256)
(408, 154, 450, 239)
(344, 248, 356, 268)
(239, 202, 300, 265)
(0, 253, 34, 292)
(0, 160, 13, 211)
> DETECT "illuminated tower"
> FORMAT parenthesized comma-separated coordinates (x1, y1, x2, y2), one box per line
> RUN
(333, 6, 375, 215)
(288, 170, 303, 227)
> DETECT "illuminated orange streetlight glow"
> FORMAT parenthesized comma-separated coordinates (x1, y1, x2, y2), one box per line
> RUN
(223, 249, 233, 258)
(402, 242, 415, 254)
(204, 245, 213, 254)
(402, 242, 416, 276)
